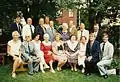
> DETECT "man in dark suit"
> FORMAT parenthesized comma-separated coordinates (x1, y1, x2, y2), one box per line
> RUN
(34, 18, 46, 41)
(93, 24, 102, 43)
(10, 16, 23, 41)
(85, 33, 100, 75)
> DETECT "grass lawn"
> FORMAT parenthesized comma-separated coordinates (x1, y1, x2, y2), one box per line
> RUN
(0, 63, 120, 82)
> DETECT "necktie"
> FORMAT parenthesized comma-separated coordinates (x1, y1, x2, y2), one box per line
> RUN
(28, 42, 30, 56)
(51, 28, 54, 35)
(30, 25, 33, 35)
(18, 24, 21, 34)
(80, 30, 83, 39)
(101, 43, 105, 57)
(102, 43, 105, 52)
(90, 42, 93, 56)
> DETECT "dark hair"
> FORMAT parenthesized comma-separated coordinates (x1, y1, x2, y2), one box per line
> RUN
(16, 16, 20, 19)
(70, 34, 77, 40)
(103, 32, 109, 38)
(80, 36, 87, 41)
(32, 33, 40, 40)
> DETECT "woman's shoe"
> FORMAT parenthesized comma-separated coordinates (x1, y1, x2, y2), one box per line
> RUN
(44, 65, 49, 69)
(12, 73, 16, 78)
(74, 68, 77, 72)
(71, 68, 74, 71)
(41, 70, 45, 73)
(81, 68, 85, 73)
(50, 70, 55, 73)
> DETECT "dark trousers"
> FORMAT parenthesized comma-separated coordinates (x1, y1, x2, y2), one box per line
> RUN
(85, 60, 98, 73)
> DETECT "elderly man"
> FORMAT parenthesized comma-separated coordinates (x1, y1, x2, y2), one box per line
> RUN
(46, 20, 56, 42)
(21, 33, 41, 75)
(77, 23, 89, 42)
(22, 18, 35, 40)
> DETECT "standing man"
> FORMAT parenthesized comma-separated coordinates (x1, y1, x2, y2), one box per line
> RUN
(93, 24, 102, 42)
(97, 33, 120, 79)
(34, 18, 46, 41)
(44, 16, 50, 29)
(22, 18, 35, 40)
(10, 16, 23, 40)
(77, 23, 89, 42)
(46, 20, 56, 42)
(68, 20, 77, 36)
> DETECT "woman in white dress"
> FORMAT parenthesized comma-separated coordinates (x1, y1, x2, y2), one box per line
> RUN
(7, 31, 22, 78)
(32, 34, 49, 73)
(78, 36, 87, 73)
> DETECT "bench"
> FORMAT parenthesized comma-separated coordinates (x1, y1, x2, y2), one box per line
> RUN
(16, 62, 28, 72)
(0, 44, 7, 65)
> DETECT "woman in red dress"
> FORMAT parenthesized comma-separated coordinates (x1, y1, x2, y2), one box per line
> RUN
(41, 33, 55, 73)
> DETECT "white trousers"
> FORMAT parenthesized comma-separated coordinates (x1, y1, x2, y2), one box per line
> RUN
(97, 60, 116, 75)
(37, 51, 47, 71)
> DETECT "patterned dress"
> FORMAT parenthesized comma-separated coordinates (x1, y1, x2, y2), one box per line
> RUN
(52, 41, 67, 61)
(64, 40, 80, 64)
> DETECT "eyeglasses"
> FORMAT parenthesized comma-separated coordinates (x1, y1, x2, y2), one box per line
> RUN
(25, 36, 30, 38)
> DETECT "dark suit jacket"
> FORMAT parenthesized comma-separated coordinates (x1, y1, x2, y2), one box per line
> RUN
(86, 40, 100, 64)
(95, 31, 102, 43)
(34, 25, 46, 41)
(10, 23, 22, 35)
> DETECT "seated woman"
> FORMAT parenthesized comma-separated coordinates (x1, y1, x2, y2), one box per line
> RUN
(32, 34, 49, 73)
(41, 33, 55, 73)
(78, 36, 87, 73)
(7, 31, 22, 78)
(52, 33, 67, 71)
(64, 35, 79, 71)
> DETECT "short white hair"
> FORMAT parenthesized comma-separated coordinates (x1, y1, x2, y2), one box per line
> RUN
(25, 33, 31, 39)
(62, 23, 68, 29)
(44, 33, 49, 39)
(12, 31, 20, 37)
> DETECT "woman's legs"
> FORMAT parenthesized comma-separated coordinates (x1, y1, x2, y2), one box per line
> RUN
(49, 60, 55, 73)
(73, 63, 77, 71)
(69, 63, 74, 71)
(39, 52, 49, 69)
(40, 62, 45, 73)
(12, 57, 21, 78)
(58, 59, 67, 71)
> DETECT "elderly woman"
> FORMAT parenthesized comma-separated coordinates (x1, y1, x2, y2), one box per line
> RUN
(52, 33, 67, 71)
(41, 33, 55, 73)
(7, 31, 22, 78)
(78, 36, 87, 73)
(59, 23, 70, 41)
(64, 35, 79, 71)
(32, 34, 49, 73)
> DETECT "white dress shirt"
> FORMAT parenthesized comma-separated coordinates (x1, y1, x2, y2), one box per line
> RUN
(22, 24, 35, 40)
(77, 29, 89, 42)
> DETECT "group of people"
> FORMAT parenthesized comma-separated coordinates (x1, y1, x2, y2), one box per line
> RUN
(8, 16, 120, 79)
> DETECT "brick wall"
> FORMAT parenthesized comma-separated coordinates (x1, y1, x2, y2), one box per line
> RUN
(56, 9, 77, 26)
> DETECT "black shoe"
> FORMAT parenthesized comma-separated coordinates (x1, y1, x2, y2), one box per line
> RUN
(85, 72, 91, 76)
(116, 68, 120, 75)
(33, 71, 39, 74)
(103, 74, 108, 79)
(28, 72, 33, 76)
